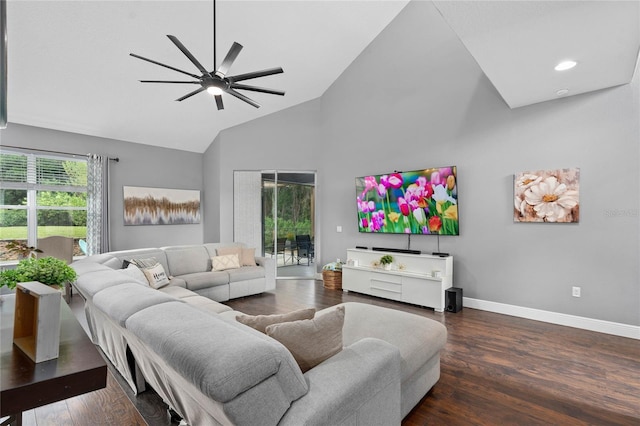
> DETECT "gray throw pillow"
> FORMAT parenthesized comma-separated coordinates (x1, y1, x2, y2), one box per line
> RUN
(265, 306, 345, 373)
(236, 308, 316, 333)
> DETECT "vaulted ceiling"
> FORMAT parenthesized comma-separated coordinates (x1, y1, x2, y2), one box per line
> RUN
(5, 1, 639, 153)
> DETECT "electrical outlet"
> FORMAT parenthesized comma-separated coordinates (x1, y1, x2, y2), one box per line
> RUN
(572, 286, 581, 297)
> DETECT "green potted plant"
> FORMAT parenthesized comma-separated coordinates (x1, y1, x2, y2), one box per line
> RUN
(0, 256, 77, 291)
(380, 254, 394, 270)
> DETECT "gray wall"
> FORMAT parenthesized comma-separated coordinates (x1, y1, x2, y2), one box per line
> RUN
(205, 1, 639, 326)
(0, 123, 204, 249)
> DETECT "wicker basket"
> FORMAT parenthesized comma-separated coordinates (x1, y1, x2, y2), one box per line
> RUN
(322, 270, 342, 290)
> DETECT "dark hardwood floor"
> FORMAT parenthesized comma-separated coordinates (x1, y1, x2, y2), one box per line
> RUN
(23, 279, 639, 425)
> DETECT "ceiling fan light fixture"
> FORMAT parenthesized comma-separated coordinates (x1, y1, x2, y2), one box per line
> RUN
(130, 0, 284, 110)
(207, 86, 224, 96)
(554, 60, 577, 71)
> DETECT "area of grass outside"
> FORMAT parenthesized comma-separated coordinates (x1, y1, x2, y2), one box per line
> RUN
(0, 226, 87, 240)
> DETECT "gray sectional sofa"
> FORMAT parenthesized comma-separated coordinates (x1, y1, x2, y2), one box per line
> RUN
(77, 242, 275, 301)
(71, 243, 447, 425)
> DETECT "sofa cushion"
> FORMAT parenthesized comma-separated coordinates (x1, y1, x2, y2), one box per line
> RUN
(228, 265, 264, 282)
(108, 248, 170, 274)
(163, 245, 210, 276)
(74, 269, 134, 298)
(181, 295, 233, 314)
(178, 271, 229, 291)
(139, 262, 171, 289)
(72, 260, 114, 276)
(240, 247, 257, 266)
(236, 308, 316, 333)
(159, 286, 196, 299)
(216, 246, 242, 258)
(94, 283, 179, 326)
(116, 264, 149, 286)
(125, 302, 308, 403)
(211, 254, 240, 271)
(338, 302, 447, 384)
(203, 242, 245, 259)
(266, 306, 345, 373)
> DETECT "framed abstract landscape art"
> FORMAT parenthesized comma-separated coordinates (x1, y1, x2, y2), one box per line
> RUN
(123, 186, 201, 225)
(514, 168, 580, 223)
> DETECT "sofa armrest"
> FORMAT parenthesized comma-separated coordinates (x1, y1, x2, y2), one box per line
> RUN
(255, 256, 276, 291)
(279, 338, 401, 426)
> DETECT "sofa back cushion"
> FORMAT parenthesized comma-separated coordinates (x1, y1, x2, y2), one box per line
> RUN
(204, 242, 245, 259)
(237, 308, 316, 333)
(126, 302, 308, 404)
(107, 248, 170, 274)
(266, 306, 345, 373)
(163, 245, 210, 276)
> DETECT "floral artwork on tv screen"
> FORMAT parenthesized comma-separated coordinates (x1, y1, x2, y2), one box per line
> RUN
(356, 166, 458, 235)
(514, 167, 580, 223)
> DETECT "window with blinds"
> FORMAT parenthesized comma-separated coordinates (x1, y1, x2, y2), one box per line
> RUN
(0, 149, 88, 262)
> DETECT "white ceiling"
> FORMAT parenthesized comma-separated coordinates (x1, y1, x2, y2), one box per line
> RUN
(5, 1, 640, 153)
(433, 1, 640, 108)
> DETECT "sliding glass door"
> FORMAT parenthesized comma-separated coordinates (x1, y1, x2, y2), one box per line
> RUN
(261, 171, 316, 278)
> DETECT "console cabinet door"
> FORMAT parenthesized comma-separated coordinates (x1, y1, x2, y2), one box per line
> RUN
(401, 276, 443, 310)
(342, 267, 370, 293)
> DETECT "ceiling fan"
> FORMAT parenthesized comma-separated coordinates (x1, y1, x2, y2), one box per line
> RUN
(129, 0, 284, 110)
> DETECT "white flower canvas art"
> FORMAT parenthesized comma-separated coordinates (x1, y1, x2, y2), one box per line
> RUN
(514, 168, 580, 223)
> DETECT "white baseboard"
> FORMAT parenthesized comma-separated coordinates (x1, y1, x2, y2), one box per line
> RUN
(463, 297, 640, 340)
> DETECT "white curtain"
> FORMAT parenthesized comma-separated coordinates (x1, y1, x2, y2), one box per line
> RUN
(87, 154, 110, 255)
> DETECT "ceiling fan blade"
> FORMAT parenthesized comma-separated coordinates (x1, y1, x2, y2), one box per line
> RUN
(130, 53, 201, 79)
(176, 87, 206, 102)
(227, 67, 284, 83)
(230, 83, 285, 96)
(215, 95, 224, 110)
(216, 42, 243, 77)
(139, 80, 201, 84)
(226, 88, 261, 108)
(167, 35, 211, 76)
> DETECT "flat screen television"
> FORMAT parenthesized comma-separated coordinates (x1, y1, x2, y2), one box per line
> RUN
(356, 166, 458, 235)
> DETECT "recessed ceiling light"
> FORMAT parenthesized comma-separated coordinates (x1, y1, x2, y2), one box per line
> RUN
(555, 60, 577, 71)
(556, 89, 569, 96)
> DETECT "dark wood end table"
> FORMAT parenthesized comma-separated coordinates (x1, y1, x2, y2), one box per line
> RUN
(1, 294, 107, 425)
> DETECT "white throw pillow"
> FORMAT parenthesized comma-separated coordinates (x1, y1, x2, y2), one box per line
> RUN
(118, 264, 149, 286)
(211, 254, 240, 271)
(140, 262, 170, 289)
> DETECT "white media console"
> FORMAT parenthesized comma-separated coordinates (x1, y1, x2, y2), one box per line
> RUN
(342, 248, 453, 312)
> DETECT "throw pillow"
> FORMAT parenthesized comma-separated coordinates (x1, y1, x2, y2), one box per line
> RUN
(266, 306, 345, 373)
(211, 254, 240, 271)
(118, 264, 149, 286)
(139, 262, 170, 289)
(240, 247, 256, 266)
(125, 257, 161, 269)
(216, 246, 242, 258)
(236, 308, 316, 333)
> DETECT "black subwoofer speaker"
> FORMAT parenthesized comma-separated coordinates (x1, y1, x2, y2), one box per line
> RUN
(445, 287, 463, 313)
